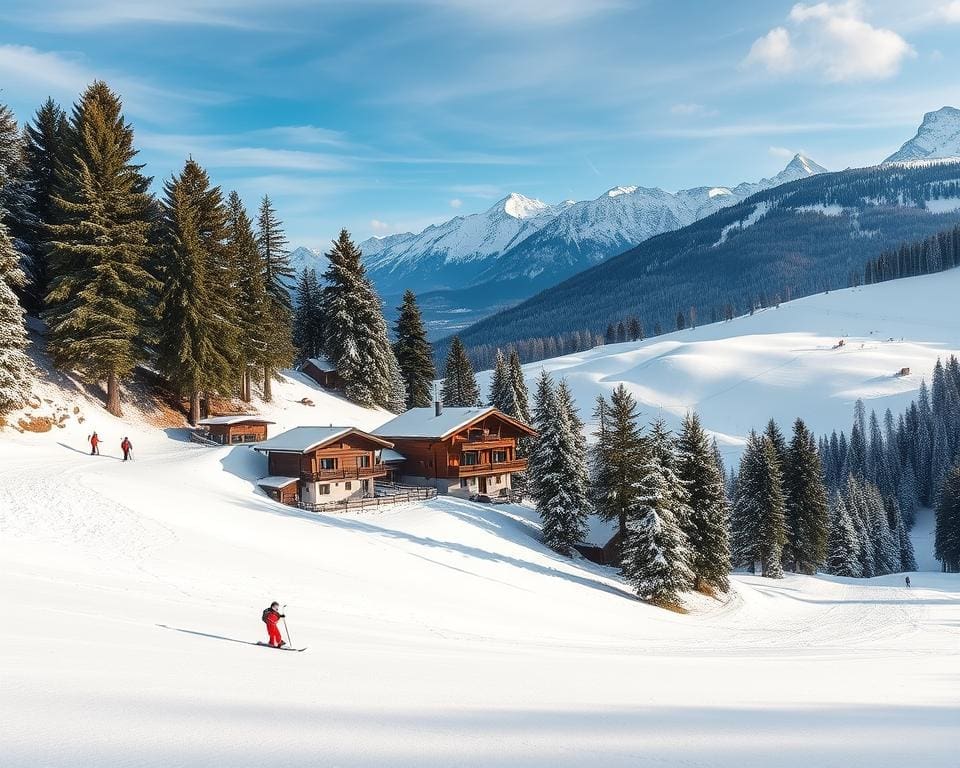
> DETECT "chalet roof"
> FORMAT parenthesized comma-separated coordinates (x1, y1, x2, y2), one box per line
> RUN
(581, 515, 618, 547)
(257, 476, 299, 489)
(373, 406, 535, 440)
(381, 448, 406, 463)
(304, 357, 336, 372)
(197, 415, 275, 426)
(253, 426, 394, 454)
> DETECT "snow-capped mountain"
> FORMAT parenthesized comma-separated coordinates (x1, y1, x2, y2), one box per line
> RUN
(357, 193, 569, 294)
(473, 153, 827, 285)
(884, 106, 960, 163)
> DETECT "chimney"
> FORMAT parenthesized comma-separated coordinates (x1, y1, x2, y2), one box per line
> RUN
(435, 400, 443, 417)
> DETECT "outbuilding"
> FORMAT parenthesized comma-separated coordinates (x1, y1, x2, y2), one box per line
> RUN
(196, 415, 275, 445)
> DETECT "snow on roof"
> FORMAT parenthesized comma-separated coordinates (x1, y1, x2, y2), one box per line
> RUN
(254, 426, 393, 454)
(373, 406, 496, 439)
(381, 448, 406, 463)
(197, 415, 275, 426)
(581, 515, 618, 547)
(257, 476, 299, 489)
(304, 357, 336, 371)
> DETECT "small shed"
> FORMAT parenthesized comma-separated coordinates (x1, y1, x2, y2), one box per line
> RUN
(257, 476, 299, 504)
(300, 357, 342, 390)
(197, 415, 275, 445)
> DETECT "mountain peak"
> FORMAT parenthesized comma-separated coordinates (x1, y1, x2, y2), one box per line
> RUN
(783, 153, 828, 177)
(499, 192, 551, 219)
(606, 185, 638, 198)
(884, 106, 960, 163)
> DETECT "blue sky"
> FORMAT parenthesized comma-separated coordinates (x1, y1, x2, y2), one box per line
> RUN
(1, 0, 959, 248)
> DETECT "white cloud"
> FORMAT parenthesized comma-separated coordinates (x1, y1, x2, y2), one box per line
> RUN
(669, 102, 714, 116)
(768, 145, 799, 159)
(449, 198, 463, 208)
(744, 2, 915, 82)
(369, 219, 391, 233)
(941, 1, 960, 21)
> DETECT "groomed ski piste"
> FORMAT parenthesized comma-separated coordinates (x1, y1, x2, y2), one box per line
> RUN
(2, 270, 960, 767)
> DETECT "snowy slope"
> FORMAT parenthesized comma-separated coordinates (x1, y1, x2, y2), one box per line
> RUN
(478, 267, 960, 465)
(884, 106, 960, 163)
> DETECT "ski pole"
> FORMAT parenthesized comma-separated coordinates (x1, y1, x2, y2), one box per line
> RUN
(281, 604, 293, 646)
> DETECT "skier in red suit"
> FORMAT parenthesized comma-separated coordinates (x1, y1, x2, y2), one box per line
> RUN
(89, 432, 100, 455)
(262, 602, 286, 647)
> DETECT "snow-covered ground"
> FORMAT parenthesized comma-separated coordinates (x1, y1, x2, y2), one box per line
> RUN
(480, 268, 960, 464)
(3, 271, 960, 766)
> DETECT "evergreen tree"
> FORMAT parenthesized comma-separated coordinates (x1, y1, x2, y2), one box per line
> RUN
(0, 102, 33, 274)
(0, 220, 33, 414)
(255, 196, 294, 401)
(732, 431, 786, 577)
(528, 371, 589, 555)
(782, 418, 829, 574)
(392, 289, 434, 409)
(825, 492, 863, 577)
(764, 418, 788, 470)
(507, 348, 532, 494)
(21, 98, 69, 313)
(622, 418, 693, 604)
(489, 349, 513, 411)
(44, 82, 157, 416)
(935, 464, 960, 572)
(155, 159, 236, 424)
(292, 268, 323, 363)
(441, 335, 480, 407)
(677, 411, 731, 591)
(225, 191, 267, 402)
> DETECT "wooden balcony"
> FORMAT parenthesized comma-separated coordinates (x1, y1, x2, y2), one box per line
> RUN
(300, 464, 388, 483)
(461, 436, 515, 449)
(454, 458, 528, 478)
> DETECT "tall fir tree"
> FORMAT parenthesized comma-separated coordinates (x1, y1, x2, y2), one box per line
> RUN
(622, 418, 693, 604)
(292, 268, 323, 363)
(155, 159, 237, 424)
(392, 289, 434, 409)
(0, 102, 34, 279)
(21, 98, 69, 313)
(782, 418, 830, 574)
(677, 411, 731, 591)
(489, 349, 514, 411)
(825, 492, 863, 577)
(255, 196, 294, 401)
(528, 370, 590, 555)
(44, 82, 157, 416)
(225, 191, 267, 402)
(441, 335, 480, 407)
(935, 464, 960, 572)
(732, 431, 787, 577)
(507, 348, 532, 495)
(0, 220, 33, 414)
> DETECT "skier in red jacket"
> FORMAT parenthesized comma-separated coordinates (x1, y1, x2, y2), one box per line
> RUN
(262, 602, 286, 647)
(121, 437, 133, 461)
(89, 432, 100, 456)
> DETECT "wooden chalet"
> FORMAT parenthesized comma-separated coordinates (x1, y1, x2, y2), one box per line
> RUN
(299, 357, 342, 390)
(254, 426, 395, 505)
(196, 415, 274, 445)
(373, 404, 536, 498)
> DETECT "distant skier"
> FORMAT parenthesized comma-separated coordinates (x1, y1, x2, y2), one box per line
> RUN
(262, 602, 286, 647)
(89, 432, 100, 456)
(121, 437, 133, 462)
(905, 576, 911, 588)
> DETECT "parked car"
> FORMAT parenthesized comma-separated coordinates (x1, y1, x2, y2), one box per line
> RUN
(469, 493, 493, 504)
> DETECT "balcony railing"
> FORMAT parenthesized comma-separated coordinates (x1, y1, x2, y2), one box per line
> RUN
(300, 464, 388, 482)
(454, 458, 527, 477)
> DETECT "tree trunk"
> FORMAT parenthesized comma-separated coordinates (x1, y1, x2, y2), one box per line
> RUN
(263, 365, 272, 402)
(242, 368, 251, 402)
(189, 391, 200, 425)
(106, 373, 122, 417)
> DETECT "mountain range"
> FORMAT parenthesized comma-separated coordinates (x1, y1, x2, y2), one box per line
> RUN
(884, 106, 960, 163)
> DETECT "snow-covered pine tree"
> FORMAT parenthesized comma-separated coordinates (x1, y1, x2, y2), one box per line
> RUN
(155, 159, 238, 424)
(935, 464, 960, 572)
(225, 191, 267, 402)
(677, 411, 731, 591)
(622, 418, 693, 604)
(884, 496, 917, 573)
(782, 418, 829, 574)
(764, 419, 788, 470)
(21, 98, 68, 313)
(864, 481, 899, 575)
(392, 289, 434, 409)
(44, 82, 157, 417)
(255, 196, 294, 401)
(292, 268, 323, 363)
(0, 102, 34, 285)
(897, 461, 918, 529)
(731, 431, 786, 577)
(842, 475, 875, 577)
(528, 370, 589, 555)
(507, 348, 532, 495)
(825, 492, 863, 577)
(0, 220, 33, 414)
(440, 336, 480, 407)
(489, 349, 513, 411)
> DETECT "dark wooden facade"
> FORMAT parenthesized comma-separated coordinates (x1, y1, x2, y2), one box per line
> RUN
(300, 359, 342, 390)
(201, 418, 272, 445)
(575, 531, 623, 567)
(265, 432, 390, 484)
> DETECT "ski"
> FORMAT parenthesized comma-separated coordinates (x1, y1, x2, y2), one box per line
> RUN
(256, 642, 307, 652)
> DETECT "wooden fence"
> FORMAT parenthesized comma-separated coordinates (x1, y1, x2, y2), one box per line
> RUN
(297, 486, 437, 514)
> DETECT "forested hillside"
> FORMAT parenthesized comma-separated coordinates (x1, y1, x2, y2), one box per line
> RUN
(453, 161, 960, 361)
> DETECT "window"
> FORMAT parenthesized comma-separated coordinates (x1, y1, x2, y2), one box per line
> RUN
(492, 450, 507, 463)
(319, 458, 337, 470)
(357, 454, 371, 468)
(317, 484, 331, 495)
(469, 477, 477, 486)
(231, 434, 243, 444)
(345, 482, 352, 490)
(463, 451, 479, 466)
(468, 428, 484, 442)
(495, 475, 502, 483)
